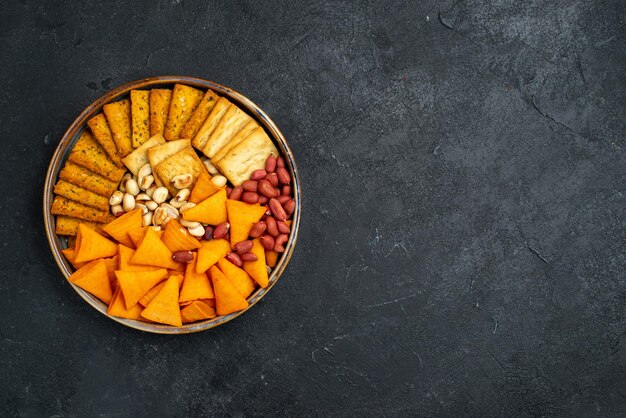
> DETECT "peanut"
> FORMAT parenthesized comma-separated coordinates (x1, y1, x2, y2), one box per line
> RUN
(122, 193, 136, 212)
(203, 159, 219, 175)
(125, 179, 140, 196)
(277, 221, 291, 234)
(265, 155, 277, 173)
(242, 192, 259, 204)
(160, 203, 179, 219)
(211, 175, 227, 188)
(145, 200, 158, 211)
(180, 219, 201, 229)
(139, 175, 154, 191)
(258, 179, 279, 198)
(242, 180, 258, 192)
(226, 252, 242, 267)
(277, 156, 285, 168)
(109, 191, 123, 205)
(135, 193, 151, 201)
(213, 222, 230, 239)
(259, 235, 275, 250)
(274, 234, 288, 252)
(282, 185, 291, 196)
(268, 198, 287, 221)
(175, 188, 190, 201)
(152, 207, 169, 226)
(284, 199, 296, 216)
(266, 172, 279, 187)
(135, 203, 148, 215)
(187, 224, 206, 237)
(142, 211, 152, 226)
(265, 216, 279, 237)
(249, 221, 266, 238)
(203, 225, 214, 240)
(172, 250, 193, 263)
(259, 195, 269, 205)
(171, 173, 193, 189)
(276, 167, 290, 185)
(179, 202, 196, 213)
(234, 240, 253, 255)
(241, 253, 258, 262)
(146, 185, 157, 198)
(251, 169, 267, 180)
(229, 186, 243, 201)
(152, 186, 169, 204)
(138, 163, 152, 178)
(111, 204, 124, 217)
(276, 195, 290, 205)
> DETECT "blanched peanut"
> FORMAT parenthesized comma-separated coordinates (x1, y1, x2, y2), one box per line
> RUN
(122, 193, 136, 212)
(187, 224, 206, 237)
(211, 175, 227, 188)
(135, 203, 148, 215)
(125, 179, 140, 196)
(179, 202, 196, 213)
(180, 219, 201, 229)
(152, 207, 168, 226)
(139, 175, 154, 191)
(175, 188, 190, 202)
(152, 186, 169, 204)
(138, 163, 152, 178)
(142, 211, 153, 226)
(160, 203, 179, 219)
(171, 173, 193, 189)
(111, 204, 124, 217)
(169, 197, 186, 209)
(145, 200, 158, 211)
(109, 191, 123, 205)
(135, 193, 151, 201)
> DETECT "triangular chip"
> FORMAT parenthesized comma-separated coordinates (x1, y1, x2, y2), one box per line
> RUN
(196, 239, 231, 273)
(265, 250, 279, 268)
(74, 224, 118, 263)
(141, 275, 183, 326)
(138, 281, 165, 307)
(225, 200, 266, 246)
(164, 84, 204, 141)
(243, 239, 269, 288)
(115, 269, 168, 309)
(182, 188, 227, 225)
(69, 259, 113, 304)
(102, 255, 119, 290)
(161, 219, 202, 252)
(131, 228, 180, 269)
(61, 247, 88, 270)
(189, 171, 223, 204)
(102, 209, 143, 247)
(179, 254, 214, 303)
(210, 266, 249, 316)
(181, 300, 217, 323)
(217, 258, 255, 298)
(127, 227, 164, 248)
(107, 288, 144, 320)
(118, 244, 161, 272)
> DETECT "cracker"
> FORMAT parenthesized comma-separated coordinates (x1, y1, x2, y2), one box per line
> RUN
(203, 103, 255, 158)
(53, 180, 110, 212)
(212, 127, 279, 186)
(210, 119, 258, 163)
(147, 139, 190, 186)
(121, 134, 166, 176)
(192, 96, 231, 153)
(164, 84, 204, 141)
(149, 89, 172, 136)
(51, 196, 111, 223)
(55, 216, 100, 236)
(58, 162, 118, 197)
(180, 90, 219, 140)
(103, 99, 133, 156)
(67, 130, 126, 183)
(86, 114, 124, 167)
(154, 147, 207, 196)
(130, 90, 150, 148)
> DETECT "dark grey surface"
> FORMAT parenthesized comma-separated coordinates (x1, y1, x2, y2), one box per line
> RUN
(1, 0, 625, 416)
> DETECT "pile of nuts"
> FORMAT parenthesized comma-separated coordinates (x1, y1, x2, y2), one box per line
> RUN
(108, 163, 228, 238)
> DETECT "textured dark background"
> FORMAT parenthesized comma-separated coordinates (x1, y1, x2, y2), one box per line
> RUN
(1, 0, 625, 416)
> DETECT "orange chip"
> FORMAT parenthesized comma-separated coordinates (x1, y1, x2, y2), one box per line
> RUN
(181, 188, 227, 225)
(102, 255, 119, 291)
(181, 300, 217, 323)
(217, 258, 255, 298)
(180, 254, 214, 303)
(243, 238, 269, 288)
(161, 219, 202, 252)
(74, 224, 118, 263)
(210, 266, 249, 316)
(265, 250, 279, 268)
(117, 244, 161, 272)
(138, 282, 165, 307)
(102, 209, 143, 247)
(107, 288, 144, 320)
(115, 268, 168, 309)
(131, 228, 181, 269)
(225, 200, 266, 246)
(196, 239, 230, 273)
(127, 227, 164, 248)
(69, 259, 113, 304)
(189, 171, 223, 204)
(201, 298, 216, 308)
(61, 247, 88, 270)
(141, 275, 183, 326)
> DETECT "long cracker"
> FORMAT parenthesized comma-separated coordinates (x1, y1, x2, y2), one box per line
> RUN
(51, 196, 111, 223)
(54, 180, 110, 212)
(67, 130, 126, 183)
(103, 99, 133, 156)
(87, 114, 123, 167)
(192, 96, 230, 153)
(164, 84, 204, 141)
(180, 90, 219, 140)
(58, 162, 118, 197)
(203, 104, 255, 158)
(149, 89, 172, 136)
(131, 90, 150, 148)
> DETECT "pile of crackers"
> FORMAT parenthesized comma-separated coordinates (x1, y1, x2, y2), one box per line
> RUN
(51, 84, 277, 238)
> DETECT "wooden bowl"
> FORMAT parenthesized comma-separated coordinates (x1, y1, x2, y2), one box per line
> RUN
(43, 76, 301, 334)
